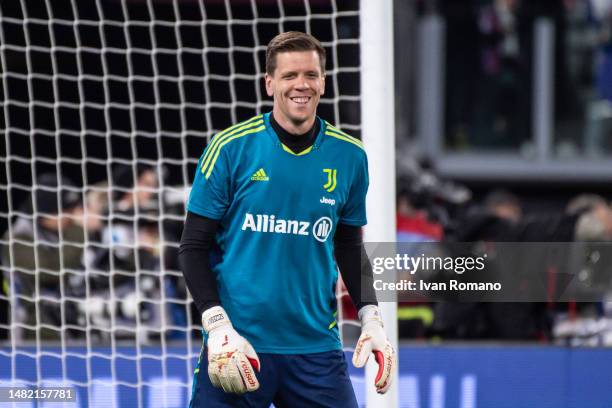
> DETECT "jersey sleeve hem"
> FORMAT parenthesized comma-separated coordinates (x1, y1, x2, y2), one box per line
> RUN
(186, 203, 224, 221)
(250, 341, 342, 354)
(338, 217, 367, 227)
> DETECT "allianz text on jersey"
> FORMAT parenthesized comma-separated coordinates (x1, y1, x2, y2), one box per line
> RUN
(241, 213, 332, 242)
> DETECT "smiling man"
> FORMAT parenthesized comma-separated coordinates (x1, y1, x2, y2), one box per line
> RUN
(180, 32, 395, 408)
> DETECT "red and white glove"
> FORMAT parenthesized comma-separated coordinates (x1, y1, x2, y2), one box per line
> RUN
(203, 306, 261, 394)
(352, 305, 395, 394)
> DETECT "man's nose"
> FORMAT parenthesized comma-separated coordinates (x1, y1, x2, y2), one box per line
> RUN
(294, 76, 310, 89)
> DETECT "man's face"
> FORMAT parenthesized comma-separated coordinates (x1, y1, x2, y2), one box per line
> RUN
(265, 50, 325, 131)
(493, 203, 522, 223)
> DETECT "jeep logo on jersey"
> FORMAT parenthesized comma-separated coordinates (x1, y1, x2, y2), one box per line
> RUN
(312, 217, 333, 242)
(241, 213, 333, 243)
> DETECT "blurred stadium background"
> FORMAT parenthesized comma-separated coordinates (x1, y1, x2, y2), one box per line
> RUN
(1, 0, 612, 407)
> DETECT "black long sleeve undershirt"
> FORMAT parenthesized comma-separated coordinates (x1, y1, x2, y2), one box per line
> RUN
(333, 224, 378, 310)
(178, 212, 221, 314)
(179, 211, 377, 315)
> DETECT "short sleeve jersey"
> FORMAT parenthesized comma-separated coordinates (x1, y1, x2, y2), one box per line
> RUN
(187, 112, 369, 354)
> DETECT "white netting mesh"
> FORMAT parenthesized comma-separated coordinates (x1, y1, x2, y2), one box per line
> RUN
(0, 0, 361, 406)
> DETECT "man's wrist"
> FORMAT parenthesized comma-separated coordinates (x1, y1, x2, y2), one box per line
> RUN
(202, 305, 231, 334)
(358, 304, 383, 327)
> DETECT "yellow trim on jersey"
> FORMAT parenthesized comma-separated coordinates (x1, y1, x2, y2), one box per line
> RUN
(326, 129, 363, 147)
(324, 122, 363, 149)
(281, 143, 314, 156)
(200, 115, 263, 174)
(325, 122, 348, 136)
(325, 122, 363, 145)
(205, 125, 266, 179)
(328, 310, 338, 329)
(324, 131, 364, 150)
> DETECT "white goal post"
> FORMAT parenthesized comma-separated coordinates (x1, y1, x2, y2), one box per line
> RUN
(360, 0, 398, 407)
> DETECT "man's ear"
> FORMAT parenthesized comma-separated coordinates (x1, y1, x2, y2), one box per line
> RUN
(321, 74, 326, 96)
(264, 73, 274, 97)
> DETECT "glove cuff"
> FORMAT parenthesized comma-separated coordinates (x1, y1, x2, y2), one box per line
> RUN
(202, 306, 231, 334)
(358, 305, 383, 327)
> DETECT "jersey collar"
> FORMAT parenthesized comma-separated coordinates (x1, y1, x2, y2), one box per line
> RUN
(264, 112, 326, 156)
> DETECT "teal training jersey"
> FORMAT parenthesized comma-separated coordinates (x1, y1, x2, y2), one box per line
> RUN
(187, 112, 369, 354)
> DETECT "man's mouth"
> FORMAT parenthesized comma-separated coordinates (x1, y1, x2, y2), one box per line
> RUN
(290, 96, 311, 105)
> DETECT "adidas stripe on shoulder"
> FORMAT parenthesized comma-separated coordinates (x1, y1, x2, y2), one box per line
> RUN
(323, 122, 364, 150)
(200, 115, 266, 179)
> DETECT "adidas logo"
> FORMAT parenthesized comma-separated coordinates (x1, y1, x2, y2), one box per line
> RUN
(251, 168, 269, 181)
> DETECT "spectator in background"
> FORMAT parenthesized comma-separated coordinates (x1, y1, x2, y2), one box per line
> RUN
(97, 163, 161, 276)
(87, 163, 182, 342)
(432, 189, 540, 340)
(396, 185, 444, 243)
(477, 190, 544, 340)
(568, 193, 612, 241)
(112, 163, 159, 213)
(483, 188, 522, 223)
(432, 189, 612, 340)
(1, 173, 100, 339)
(551, 194, 612, 345)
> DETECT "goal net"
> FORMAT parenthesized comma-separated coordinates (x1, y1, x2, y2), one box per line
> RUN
(0, 0, 364, 406)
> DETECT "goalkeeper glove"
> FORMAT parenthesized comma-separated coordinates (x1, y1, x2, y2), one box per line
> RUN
(202, 306, 261, 394)
(352, 305, 395, 394)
